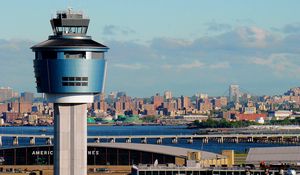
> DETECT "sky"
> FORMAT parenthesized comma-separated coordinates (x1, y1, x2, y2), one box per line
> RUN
(1, 0, 300, 97)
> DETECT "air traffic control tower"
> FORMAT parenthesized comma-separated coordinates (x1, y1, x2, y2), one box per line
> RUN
(31, 9, 109, 175)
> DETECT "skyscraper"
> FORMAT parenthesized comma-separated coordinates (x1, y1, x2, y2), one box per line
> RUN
(164, 90, 172, 100)
(31, 9, 108, 175)
(0, 87, 14, 102)
(21, 92, 34, 102)
(181, 96, 190, 109)
(153, 93, 164, 109)
(229, 84, 240, 103)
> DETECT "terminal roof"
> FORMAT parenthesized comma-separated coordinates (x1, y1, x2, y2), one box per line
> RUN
(246, 146, 300, 164)
(3, 143, 226, 160)
(89, 143, 226, 160)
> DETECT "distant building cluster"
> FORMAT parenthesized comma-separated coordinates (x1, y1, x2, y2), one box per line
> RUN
(1, 85, 300, 126)
(90, 90, 227, 124)
(0, 87, 53, 126)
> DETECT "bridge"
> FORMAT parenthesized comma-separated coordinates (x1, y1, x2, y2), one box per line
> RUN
(0, 133, 299, 146)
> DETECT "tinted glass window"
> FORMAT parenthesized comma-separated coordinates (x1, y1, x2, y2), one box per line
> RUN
(41, 51, 57, 59)
(64, 51, 86, 59)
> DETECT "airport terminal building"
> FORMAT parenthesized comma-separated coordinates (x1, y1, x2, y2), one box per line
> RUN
(0, 143, 228, 167)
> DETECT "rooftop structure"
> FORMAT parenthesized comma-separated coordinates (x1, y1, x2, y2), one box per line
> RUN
(90, 143, 226, 160)
(246, 146, 300, 165)
(51, 9, 89, 36)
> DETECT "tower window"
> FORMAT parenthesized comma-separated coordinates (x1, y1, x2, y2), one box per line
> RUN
(64, 51, 86, 59)
(82, 77, 88, 81)
(81, 82, 88, 86)
(38, 51, 57, 59)
(69, 77, 75, 81)
(75, 82, 81, 86)
(76, 77, 81, 81)
(61, 77, 88, 86)
(54, 27, 87, 35)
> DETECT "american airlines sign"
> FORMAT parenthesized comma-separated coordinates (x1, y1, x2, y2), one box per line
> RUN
(32, 150, 100, 156)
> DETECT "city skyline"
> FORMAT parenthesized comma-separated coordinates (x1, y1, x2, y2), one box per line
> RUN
(1, 0, 300, 97)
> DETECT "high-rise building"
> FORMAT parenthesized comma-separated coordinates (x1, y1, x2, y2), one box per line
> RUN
(212, 97, 228, 109)
(142, 104, 156, 115)
(229, 84, 240, 103)
(285, 87, 300, 96)
(196, 98, 212, 112)
(21, 92, 34, 102)
(164, 91, 172, 100)
(31, 9, 108, 175)
(181, 96, 190, 109)
(9, 100, 32, 114)
(93, 93, 107, 113)
(134, 98, 144, 109)
(176, 97, 182, 110)
(116, 91, 126, 98)
(195, 93, 208, 99)
(108, 92, 116, 100)
(153, 93, 163, 109)
(0, 103, 8, 113)
(0, 87, 14, 102)
(114, 101, 123, 114)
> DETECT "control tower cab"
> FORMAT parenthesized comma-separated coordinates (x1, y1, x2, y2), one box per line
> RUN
(31, 9, 109, 103)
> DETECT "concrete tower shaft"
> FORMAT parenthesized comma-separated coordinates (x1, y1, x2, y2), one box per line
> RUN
(54, 103, 87, 175)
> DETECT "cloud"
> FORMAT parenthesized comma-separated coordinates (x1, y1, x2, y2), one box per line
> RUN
(205, 21, 232, 32)
(161, 64, 173, 70)
(102, 25, 136, 36)
(209, 62, 230, 69)
(2, 23, 300, 96)
(156, 26, 267, 53)
(0, 39, 35, 92)
(106, 40, 156, 63)
(0, 39, 33, 51)
(113, 63, 147, 70)
(235, 18, 255, 25)
(189, 26, 277, 54)
(237, 26, 269, 47)
(103, 25, 300, 95)
(177, 60, 205, 69)
(151, 37, 192, 49)
(160, 61, 205, 70)
(250, 53, 300, 75)
(251, 57, 273, 65)
(282, 23, 300, 33)
(161, 61, 230, 70)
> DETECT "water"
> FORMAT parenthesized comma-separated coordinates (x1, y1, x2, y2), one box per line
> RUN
(0, 125, 297, 154)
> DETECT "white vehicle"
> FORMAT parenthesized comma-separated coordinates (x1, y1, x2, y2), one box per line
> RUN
(286, 169, 296, 175)
(0, 157, 5, 164)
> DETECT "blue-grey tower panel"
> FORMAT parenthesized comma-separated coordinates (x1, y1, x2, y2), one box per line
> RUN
(31, 36, 108, 94)
(33, 59, 106, 93)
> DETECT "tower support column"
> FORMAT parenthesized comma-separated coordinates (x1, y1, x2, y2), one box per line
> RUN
(54, 103, 87, 175)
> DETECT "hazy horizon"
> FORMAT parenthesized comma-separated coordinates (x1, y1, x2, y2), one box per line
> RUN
(1, 0, 300, 97)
